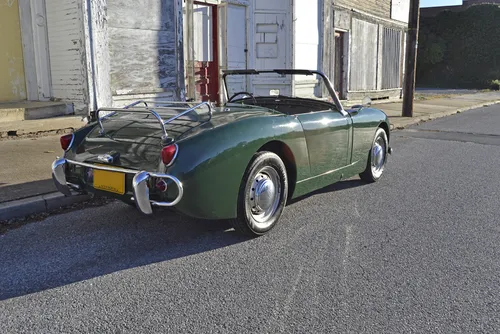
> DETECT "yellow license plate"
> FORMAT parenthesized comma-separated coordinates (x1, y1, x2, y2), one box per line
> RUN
(93, 169, 125, 195)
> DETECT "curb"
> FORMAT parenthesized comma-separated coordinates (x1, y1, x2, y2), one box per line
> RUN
(388, 100, 500, 130)
(0, 191, 92, 221)
(0, 127, 76, 140)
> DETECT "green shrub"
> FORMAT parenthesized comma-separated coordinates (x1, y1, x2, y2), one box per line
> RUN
(417, 5, 500, 89)
(491, 79, 500, 90)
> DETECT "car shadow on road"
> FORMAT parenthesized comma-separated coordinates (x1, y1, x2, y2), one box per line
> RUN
(0, 202, 249, 301)
(288, 178, 367, 205)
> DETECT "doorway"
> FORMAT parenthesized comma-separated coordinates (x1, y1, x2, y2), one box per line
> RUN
(190, 2, 219, 104)
(334, 30, 346, 99)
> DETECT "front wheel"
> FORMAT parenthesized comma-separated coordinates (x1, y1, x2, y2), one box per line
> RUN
(230, 151, 288, 237)
(359, 127, 389, 183)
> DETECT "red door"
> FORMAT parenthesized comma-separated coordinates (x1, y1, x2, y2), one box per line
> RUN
(192, 2, 219, 104)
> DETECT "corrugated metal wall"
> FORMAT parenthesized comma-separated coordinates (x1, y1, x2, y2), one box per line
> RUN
(350, 18, 378, 91)
(382, 27, 402, 89)
(45, 0, 87, 111)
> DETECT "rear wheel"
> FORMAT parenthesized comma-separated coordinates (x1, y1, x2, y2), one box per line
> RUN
(230, 152, 288, 237)
(359, 127, 389, 183)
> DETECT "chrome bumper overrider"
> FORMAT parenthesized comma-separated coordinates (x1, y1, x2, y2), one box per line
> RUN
(51, 158, 183, 215)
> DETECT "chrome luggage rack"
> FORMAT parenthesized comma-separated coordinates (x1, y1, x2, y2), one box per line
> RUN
(92, 100, 213, 138)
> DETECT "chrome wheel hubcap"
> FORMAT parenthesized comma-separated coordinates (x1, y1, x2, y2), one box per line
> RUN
(248, 166, 281, 228)
(371, 136, 386, 177)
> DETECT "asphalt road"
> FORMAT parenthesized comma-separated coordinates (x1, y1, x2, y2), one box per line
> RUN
(1, 105, 500, 333)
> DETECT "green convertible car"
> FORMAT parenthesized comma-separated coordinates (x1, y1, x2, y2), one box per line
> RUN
(52, 69, 392, 236)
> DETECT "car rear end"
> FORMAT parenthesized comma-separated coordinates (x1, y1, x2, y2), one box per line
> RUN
(51, 102, 209, 214)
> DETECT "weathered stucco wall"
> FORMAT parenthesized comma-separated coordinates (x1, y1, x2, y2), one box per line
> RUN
(107, 0, 182, 103)
(0, 0, 26, 102)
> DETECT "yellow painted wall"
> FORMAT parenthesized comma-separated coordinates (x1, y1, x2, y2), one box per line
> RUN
(0, 0, 26, 102)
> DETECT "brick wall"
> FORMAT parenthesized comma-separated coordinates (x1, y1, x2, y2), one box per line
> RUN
(333, 0, 391, 19)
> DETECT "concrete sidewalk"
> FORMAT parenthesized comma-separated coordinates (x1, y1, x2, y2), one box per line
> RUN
(0, 115, 83, 139)
(372, 91, 500, 129)
(1, 91, 500, 221)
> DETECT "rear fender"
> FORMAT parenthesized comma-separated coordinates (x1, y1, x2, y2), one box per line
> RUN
(166, 115, 308, 220)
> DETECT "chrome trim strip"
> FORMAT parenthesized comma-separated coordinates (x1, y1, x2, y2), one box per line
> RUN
(296, 161, 359, 184)
(65, 159, 139, 174)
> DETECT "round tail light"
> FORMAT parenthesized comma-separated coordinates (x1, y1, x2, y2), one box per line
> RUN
(60, 134, 74, 151)
(161, 144, 178, 166)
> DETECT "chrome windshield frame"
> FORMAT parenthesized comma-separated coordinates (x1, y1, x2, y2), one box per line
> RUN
(221, 69, 347, 117)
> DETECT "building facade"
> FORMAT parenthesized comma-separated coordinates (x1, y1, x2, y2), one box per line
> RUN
(0, 0, 184, 117)
(1, 0, 410, 120)
(183, 0, 410, 104)
(325, 0, 410, 100)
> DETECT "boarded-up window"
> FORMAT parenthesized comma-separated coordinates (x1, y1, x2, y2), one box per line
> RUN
(382, 27, 402, 89)
(107, 0, 178, 94)
(350, 18, 378, 91)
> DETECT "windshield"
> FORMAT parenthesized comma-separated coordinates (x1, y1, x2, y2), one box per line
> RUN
(222, 69, 343, 110)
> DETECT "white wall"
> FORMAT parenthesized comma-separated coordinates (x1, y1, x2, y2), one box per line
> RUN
(293, 0, 319, 97)
(391, 0, 410, 23)
(294, 0, 319, 72)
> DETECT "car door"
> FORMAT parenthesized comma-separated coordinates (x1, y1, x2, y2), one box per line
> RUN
(296, 109, 351, 177)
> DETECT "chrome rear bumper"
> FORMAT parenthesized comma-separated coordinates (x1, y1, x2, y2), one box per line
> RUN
(51, 158, 183, 215)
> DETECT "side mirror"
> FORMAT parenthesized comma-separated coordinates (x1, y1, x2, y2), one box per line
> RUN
(347, 96, 372, 115)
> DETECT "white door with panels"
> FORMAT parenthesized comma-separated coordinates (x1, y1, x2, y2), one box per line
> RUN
(251, 0, 291, 97)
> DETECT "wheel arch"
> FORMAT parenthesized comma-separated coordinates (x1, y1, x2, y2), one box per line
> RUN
(257, 140, 297, 199)
(378, 121, 390, 142)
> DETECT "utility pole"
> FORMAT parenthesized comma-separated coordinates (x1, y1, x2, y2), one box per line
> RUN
(402, 0, 421, 117)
